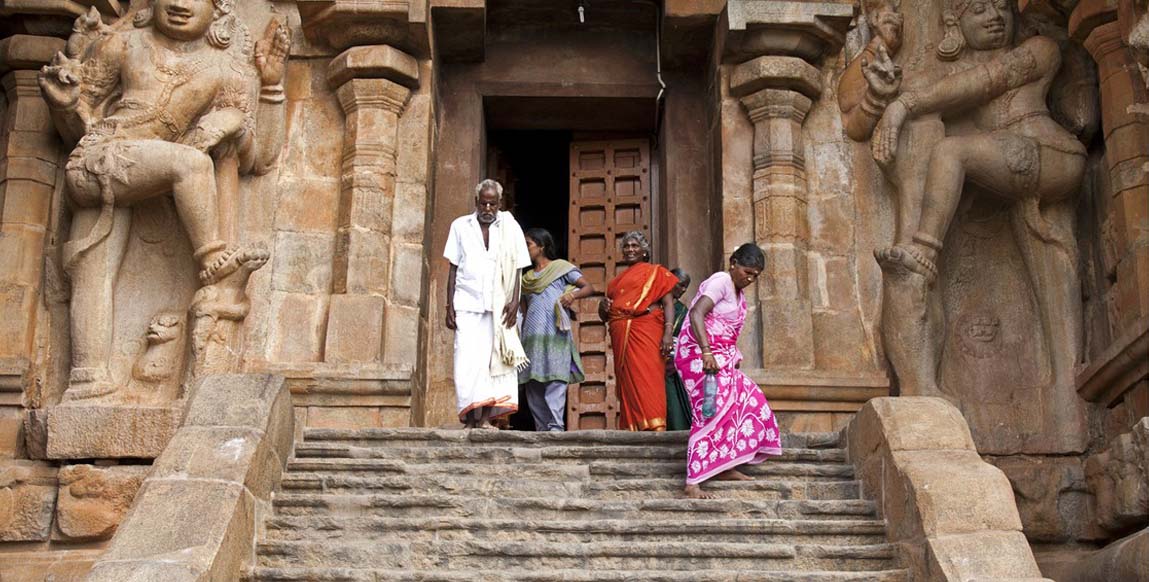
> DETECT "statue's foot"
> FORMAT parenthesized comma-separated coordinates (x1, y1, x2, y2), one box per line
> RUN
(198, 245, 269, 288)
(62, 367, 116, 402)
(875, 244, 937, 282)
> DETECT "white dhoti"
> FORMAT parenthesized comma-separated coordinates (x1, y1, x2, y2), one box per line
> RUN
(454, 310, 519, 420)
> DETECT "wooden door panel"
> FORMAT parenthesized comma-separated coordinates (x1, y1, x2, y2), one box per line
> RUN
(567, 139, 651, 430)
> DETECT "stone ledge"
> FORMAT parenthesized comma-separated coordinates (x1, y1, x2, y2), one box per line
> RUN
(745, 370, 890, 412)
(44, 403, 184, 460)
(1076, 315, 1148, 406)
(328, 44, 420, 89)
(0, 34, 65, 73)
(260, 362, 413, 409)
(729, 56, 822, 99)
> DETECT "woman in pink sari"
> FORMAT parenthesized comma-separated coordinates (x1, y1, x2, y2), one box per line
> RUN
(674, 243, 782, 499)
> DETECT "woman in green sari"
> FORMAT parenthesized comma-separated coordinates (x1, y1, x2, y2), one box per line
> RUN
(519, 228, 595, 431)
(665, 268, 692, 430)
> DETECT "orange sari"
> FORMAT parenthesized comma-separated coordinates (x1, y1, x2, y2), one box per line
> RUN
(606, 262, 680, 431)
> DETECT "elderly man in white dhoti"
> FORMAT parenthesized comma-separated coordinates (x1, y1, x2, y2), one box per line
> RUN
(444, 179, 532, 429)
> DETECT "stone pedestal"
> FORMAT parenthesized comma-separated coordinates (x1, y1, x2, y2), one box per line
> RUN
(42, 404, 183, 460)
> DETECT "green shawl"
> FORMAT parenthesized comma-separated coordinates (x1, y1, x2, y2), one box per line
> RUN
(522, 259, 578, 330)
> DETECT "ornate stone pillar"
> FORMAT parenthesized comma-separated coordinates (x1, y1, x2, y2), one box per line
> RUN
(1070, 1, 1149, 417)
(734, 79, 818, 369)
(1077, 19, 1149, 335)
(324, 46, 416, 365)
(0, 35, 65, 455)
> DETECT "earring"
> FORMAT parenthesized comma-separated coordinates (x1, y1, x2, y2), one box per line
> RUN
(936, 11, 964, 61)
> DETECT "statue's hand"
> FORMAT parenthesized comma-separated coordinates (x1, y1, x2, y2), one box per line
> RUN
(254, 20, 290, 88)
(185, 108, 246, 152)
(872, 99, 908, 167)
(38, 52, 82, 110)
(861, 43, 901, 101)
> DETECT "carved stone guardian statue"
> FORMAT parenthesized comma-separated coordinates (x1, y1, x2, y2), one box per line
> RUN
(36, 0, 289, 403)
(843, 0, 1093, 452)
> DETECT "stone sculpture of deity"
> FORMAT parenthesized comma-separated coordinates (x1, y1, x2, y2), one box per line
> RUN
(860, 0, 1089, 447)
(37, 0, 289, 401)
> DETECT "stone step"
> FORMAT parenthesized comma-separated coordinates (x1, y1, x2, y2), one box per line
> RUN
(256, 539, 897, 571)
(284, 458, 855, 480)
(292, 442, 847, 464)
(301, 428, 843, 450)
(272, 493, 879, 521)
(248, 567, 908, 582)
(262, 516, 889, 546)
(278, 473, 861, 501)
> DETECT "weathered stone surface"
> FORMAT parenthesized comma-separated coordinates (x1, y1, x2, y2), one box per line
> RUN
(86, 374, 292, 582)
(888, 450, 1023, 539)
(0, 460, 56, 541)
(151, 427, 282, 504)
(0, 405, 24, 458)
(848, 397, 976, 459)
(1085, 417, 1149, 532)
(45, 404, 183, 459)
(88, 478, 254, 581)
(269, 292, 330, 363)
(924, 531, 1046, 580)
(846, 397, 1042, 580)
(183, 374, 293, 467)
(0, 34, 65, 72)
(988, 455, 1103, 542)
(730, 55, 822, 98)
(324, 295, 386, 364)
(328, 44, 419, 89)
(55, 464, 148, 541)
(1038, 526, 1149, 582)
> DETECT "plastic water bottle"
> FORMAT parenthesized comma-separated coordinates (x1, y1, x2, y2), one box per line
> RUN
(701, 373, 718, 419)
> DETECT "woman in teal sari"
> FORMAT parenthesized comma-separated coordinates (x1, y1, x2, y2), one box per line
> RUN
(519, 228, 595, 431)
(665, 268, 692, 430)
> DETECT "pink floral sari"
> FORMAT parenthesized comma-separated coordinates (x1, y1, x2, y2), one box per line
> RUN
(674, 274, 782, 485)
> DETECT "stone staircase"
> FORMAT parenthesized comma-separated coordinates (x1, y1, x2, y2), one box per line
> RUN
(248, 429, 906, 581)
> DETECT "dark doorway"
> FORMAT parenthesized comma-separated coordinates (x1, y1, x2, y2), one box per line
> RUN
(487, 130, 573, 257)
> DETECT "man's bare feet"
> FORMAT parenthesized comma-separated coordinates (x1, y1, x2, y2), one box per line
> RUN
(714, 469, 753, 481)
(476, 421, 499, 430)
(684, 484, 716, 499)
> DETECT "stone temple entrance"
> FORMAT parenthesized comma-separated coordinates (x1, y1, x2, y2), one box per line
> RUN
(486, 120, 656, 430)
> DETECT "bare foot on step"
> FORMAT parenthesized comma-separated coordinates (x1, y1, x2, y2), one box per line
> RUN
(714, 469, 753, 481)
(684, 484, 716, 499)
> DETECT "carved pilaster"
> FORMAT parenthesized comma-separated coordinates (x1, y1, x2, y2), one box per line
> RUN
(1077, 18, 1149, 340)
(0, 37, 64, 400)
(739, 88, 815, 369)
(0, 35, 65, 457)
(325, 46, 416, 365)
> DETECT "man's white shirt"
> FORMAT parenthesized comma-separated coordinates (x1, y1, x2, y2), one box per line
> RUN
(443, 211, 531, 313)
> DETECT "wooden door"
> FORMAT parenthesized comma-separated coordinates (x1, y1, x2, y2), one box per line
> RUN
(567, 139, 652, 430)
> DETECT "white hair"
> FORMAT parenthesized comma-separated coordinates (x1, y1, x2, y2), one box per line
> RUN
(474, 179, 504, 201)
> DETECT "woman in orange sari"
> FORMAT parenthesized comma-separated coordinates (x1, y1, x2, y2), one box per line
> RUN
(598, 231, 680, 431)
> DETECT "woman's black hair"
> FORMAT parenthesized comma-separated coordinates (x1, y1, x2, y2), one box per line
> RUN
(730, 243, 766, 270)
(524, 227, 559, 260)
